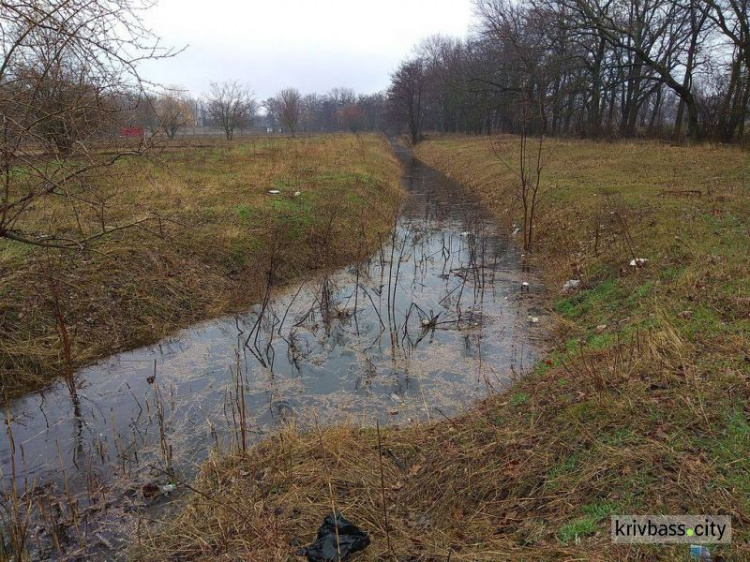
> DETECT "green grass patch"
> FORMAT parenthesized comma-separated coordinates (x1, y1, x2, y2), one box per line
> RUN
(510, 392, 531, 406)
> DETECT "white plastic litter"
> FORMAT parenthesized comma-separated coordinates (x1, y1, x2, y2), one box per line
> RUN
(268, 189, 281, 194)
(563, 279, 582, 292)
(629, 258, 648, 267)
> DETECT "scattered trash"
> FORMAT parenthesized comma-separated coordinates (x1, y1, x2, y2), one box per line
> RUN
(294, 191, 302, 196)
(459, 231, 470, 237)
(595, 324, 607, 334)
(268, 189, 281, 194)
(689, 545, 713, 561)
(527, 316, 540, 324)
(629, 258, 648, 267)
(141, 483, 161, 499)
(142, 482, 176, 499)
(300, 511, 370, 562)
(563, 279, 582, 293)
(521, 281, 530, 292)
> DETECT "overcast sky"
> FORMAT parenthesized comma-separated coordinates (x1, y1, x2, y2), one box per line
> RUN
(139, 0, 475, 101)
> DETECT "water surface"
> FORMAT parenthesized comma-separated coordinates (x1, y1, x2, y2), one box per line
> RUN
(0, 144, 542, 559)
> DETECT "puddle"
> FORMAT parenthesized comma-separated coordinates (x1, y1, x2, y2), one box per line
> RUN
(0, 143, 543, 560)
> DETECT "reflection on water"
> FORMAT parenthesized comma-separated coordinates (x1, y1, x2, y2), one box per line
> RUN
(0, 144, 542, 559)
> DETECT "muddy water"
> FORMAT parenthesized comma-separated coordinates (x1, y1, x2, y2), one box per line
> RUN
(0, 144, 543, 560)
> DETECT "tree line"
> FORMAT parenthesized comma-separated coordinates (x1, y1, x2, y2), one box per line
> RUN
(387, 0, 750, 143)
(138, 85, 388, 139)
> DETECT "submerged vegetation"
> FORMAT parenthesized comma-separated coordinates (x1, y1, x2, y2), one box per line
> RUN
(139, 136, 750, 560)
(0, 134, 403, 396)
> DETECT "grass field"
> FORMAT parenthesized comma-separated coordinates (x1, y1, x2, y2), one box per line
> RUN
(139, 136, 750, 561)
(0, 134, 403, 397)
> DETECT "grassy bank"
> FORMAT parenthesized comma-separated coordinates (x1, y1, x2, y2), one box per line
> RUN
(0, 134, 403, 397)
(139, 136, 749, 561)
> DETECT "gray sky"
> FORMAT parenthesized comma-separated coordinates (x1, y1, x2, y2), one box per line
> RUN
(139, 0, 475, 100)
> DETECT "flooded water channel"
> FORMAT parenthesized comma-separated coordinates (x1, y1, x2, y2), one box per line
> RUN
(0, 144, 543, 560)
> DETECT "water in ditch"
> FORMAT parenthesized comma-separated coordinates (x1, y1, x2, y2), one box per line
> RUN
(0, 144, 544, 560)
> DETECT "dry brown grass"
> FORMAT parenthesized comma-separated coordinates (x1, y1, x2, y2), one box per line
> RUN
(136, 135, 750, 561)
(0, 133, 403, 397)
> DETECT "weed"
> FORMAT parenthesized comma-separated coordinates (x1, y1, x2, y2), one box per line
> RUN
(510, 392, 531, 406)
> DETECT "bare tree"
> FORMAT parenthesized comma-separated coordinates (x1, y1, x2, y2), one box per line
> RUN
(300, 93, 324, 131)
(263, 96, 281, 132)
(388, 58, 428, 144)
(703, 0, 750, 140)
(513, 100, 550, 252)
(0, 0, 173, 249)
(338, 103, 367, 132)
(155, 90, 195, 139)
(138, 90, 194, 138)
(205, 81, 257, 140)
(378, 0, 748, 142)
(278, 88, 303, 135)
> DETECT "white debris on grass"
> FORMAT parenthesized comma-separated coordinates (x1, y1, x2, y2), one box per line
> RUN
(563, 279, 582, 293)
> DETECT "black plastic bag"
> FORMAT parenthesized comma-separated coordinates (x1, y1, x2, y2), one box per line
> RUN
(300, 511, 371, 561)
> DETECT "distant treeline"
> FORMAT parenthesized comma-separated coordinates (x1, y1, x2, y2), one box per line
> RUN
(129, 86, 387, 139)
(387, 0, 750, 143)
